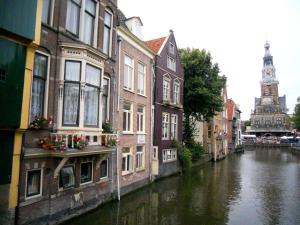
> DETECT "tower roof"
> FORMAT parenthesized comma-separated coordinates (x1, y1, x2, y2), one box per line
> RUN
(263, 41, 273, 66)
(264, 41, 271, 57)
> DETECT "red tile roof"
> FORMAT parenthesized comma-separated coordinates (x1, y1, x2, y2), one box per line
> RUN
(145, 37, 166, 54)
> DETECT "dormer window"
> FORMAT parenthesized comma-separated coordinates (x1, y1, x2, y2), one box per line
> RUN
(169, 43, 175, 54)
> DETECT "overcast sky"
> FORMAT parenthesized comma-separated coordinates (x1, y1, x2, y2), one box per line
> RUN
(119, 0, 300, 120)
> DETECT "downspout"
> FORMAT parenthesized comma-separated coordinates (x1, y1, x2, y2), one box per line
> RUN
(116, 35, 122, 201)
(149, 59, 154, 182)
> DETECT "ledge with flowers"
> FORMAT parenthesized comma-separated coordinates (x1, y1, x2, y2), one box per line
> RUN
(24, 118, 117, 158)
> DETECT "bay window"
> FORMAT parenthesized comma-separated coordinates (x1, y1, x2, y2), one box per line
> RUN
(163, 77, 170, 101)
(103, 10, 113, 55)
(173, 80, 180, 105)
(63, 61, 81, 126)
(84, 64, 101, 127)
(123, 102, 132, 132)
(136, 146, 144, 170)
(66, 0, 81, 36)
(83, 0, 96, 45)
(26, 169, 42, 198)
(137, 63, 145, 95)
(171, 114, 178, 140)
(137, 105, 145, 133)
(162, 113, 170, 140)
(59, 165, 75, 190)
(31, 53, 48, 122)
(124, 55, 133, 91)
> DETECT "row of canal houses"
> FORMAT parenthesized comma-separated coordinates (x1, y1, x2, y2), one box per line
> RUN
(0, 0, 183, 224)
(0, 1, 242, 224)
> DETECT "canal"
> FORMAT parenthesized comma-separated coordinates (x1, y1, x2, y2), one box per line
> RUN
(65, 149, 300, 225)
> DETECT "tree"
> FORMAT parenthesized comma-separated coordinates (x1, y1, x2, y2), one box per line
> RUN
(179, 48, 226, 144)
(293, 103, 300, 130)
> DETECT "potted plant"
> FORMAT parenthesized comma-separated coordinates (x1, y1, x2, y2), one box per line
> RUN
(30, 116, 52, 130)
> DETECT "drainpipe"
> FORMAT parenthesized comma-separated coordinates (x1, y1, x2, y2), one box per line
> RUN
(116, 35, 122, 201)
(149, 59, 155, 182)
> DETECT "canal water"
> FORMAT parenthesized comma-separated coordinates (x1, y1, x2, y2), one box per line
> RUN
(65, 149, 300, 225)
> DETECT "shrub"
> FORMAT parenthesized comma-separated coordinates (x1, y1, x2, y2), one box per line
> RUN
(185, 139, 204, 162)
(181, 148, 192, 170)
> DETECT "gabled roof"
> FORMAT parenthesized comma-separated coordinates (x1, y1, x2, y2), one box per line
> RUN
(145, 37, 166, 54)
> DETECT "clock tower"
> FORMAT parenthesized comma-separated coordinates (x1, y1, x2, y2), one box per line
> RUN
(250, 42, 290, 137)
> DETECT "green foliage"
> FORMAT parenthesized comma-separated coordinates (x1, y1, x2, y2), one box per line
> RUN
(185, 139, 204, 162)
(179, 48, 226, 121)
(293, 103, 300, 130)
(244, 120, 251, 127)
(181, 148, 192, 171)
(102, 122, 113, 133)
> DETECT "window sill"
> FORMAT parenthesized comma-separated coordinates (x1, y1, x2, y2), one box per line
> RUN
(136, 168, 145, 172)
(136, 132, 146, 135)
(162, 138, 170, 141)
(137, 93, 147, 98)
(80, 181, 93, 187)
(98, 177, 109, 183)
(163, 159, 177, 163)
(122, 131, 134, 135)
(123, 88, 135, 94)
(122, 171, 133, 176)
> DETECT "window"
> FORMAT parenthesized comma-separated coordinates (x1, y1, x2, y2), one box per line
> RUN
(63, 61, 81, 126)
(100, 159, 108, 179)
(171, 114, 178, 140)
(102, 77, 110, 122)
(31, 53, 48, 122)
(167, 56, 176, 71)
(163, 77, 170, 101)
(103, 10, 113, 55)
(169, 43, 175, 54)
(123, 102, 132, 132)
(42, 0, 52, 24)
(162, 113, 170, 140)
(136, 146, 144, 170)
(208, 124, 212, 139)
(84, 64, 101, 127)
(124, 55, 133, 91)
(80, 162, 92, 184)
(137, 63, 145, 95)
(122, 148, 132, 174)
(162, 149, 177, 163)
(26, 169, 42, 198)
(59, 165, 75, 189)
(83, 0, 96, 45)
(66, 0, 81, 36)
(153, 146, 158, 160)
(173, 80, 180, 105)
(137, 105, 145, 133)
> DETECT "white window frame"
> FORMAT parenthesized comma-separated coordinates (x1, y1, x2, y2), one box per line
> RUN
(171, 114, 178, 140)
(30, 51, 50, 123)
(137, 62, 146, 95)
(80, 161, 93, 185)
(167, 56, 176, 71)
(103, 9, 113, 56)
(59, 57, 104, 131)
(124, 55, 134, 91)
(66, 0, 99, 47)
(137, 105, 145, 133)
(173, 80, 180, 105)
(123, 102, 133, 133)
(136, 146, 145, 170)
(162, 149, 177, 163)
(163, 77, 170, 101)
(169, 42, 175, 54)
(122, 148, 133, 175)
(25, 169, 43, 200)
(162, 112, 170, 140)
(100, 159, 109, 179)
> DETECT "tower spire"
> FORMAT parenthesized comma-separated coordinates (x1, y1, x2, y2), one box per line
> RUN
(263, 41, 273, 66)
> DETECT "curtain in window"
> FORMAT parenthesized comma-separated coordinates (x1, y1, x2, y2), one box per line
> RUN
(27, 170, 41, 197)
(103, 11, 112, 54)
(66, 0, 80, 35)
(84, 86, 98, 126)
(31, 54, 47, 121)
(42, 0, 51, 24)
(63, 83, 80, 125)
(83, 0, 95, 45)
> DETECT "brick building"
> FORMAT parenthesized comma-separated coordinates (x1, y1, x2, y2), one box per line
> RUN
(116, 11, 155, 196)
(146, 30, 184, 178)
(18, 0, 119, 224)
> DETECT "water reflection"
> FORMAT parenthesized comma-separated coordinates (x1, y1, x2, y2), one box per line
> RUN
(65, 149, 300, 225)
